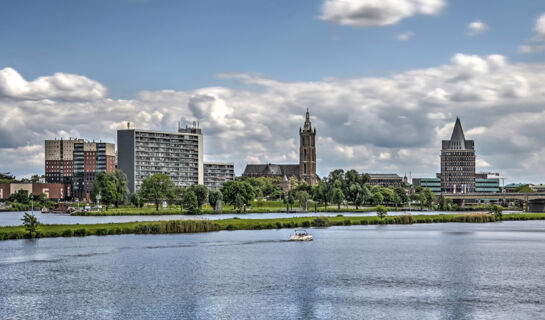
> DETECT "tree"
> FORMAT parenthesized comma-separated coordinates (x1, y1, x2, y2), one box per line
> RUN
(371, 192, 384, 205)
(21, 212, 39, 236)
(182, 190, 199, 214)
(516, 185, 534, 193)
(113, 170, 130, 207)
(421, 188, 436, 209)
(284, 191, 295, 211)
(392, 193, 402, 209)
(376, 205, 388, 219)
(30, 174, 41, 183)
(172, 187, 186, 212)
(221, 181, 255, 212)
(489, 204, 503, 221)
(331, 188, 345, 209)
(138, 174, 175, 211)
(394, 187, 408, 204)
(91, 172, 118, 206)
(9, 189, 30, 204)
(208, 190, 223, 209)
(189, 184, 209, 209)
(298, 191, 310, 211)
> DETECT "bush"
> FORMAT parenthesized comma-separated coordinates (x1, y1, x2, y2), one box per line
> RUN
(360, 219, 369, 225)
(62, 230, 73, 237)
(226, 224, 235, 230)
(74, 228, 88, 237)
(343, 219, 352, 226)
(301, 221, 311, 228)
(95, 229, 108, 236)
(265, 224, 274, 229)
(275, 222, 282, 229)
(312, 217, 330, 227)
(394, 215, 414, 224)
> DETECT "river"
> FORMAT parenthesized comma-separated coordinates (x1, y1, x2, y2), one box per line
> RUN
(0, 210, 522, 226)
(1, 221, 544, 319)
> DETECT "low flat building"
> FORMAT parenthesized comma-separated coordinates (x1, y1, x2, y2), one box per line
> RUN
(204, 162, 235, 191)
(475, 173, 500, 193)
(368, 173, 404, 188)
(412, 178, 441, 194)
(0, 183, 67, 200)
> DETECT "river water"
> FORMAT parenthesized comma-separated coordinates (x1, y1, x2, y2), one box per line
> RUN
(0, 210, 522, 226)
(1, 221, 544, 319)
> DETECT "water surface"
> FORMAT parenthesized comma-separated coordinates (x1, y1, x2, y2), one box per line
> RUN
(1, 221, 544, 319)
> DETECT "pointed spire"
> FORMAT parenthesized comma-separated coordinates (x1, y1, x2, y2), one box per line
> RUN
(450, 117, 466, 142)
(303, 108, 312, 132)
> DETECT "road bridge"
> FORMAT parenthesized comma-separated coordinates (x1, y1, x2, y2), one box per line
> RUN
(440, 192, 545, 212)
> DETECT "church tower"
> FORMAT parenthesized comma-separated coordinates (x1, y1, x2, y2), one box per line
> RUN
(299, 108, 317, 186)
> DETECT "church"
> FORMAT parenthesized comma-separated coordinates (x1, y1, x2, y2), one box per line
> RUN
(242, 109, 318, 186)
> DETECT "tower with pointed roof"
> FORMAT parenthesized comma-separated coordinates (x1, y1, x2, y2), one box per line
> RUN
(299, 108, 317, 186)
(440, 118, 476, 193)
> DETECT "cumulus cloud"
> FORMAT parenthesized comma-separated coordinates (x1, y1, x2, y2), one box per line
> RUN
(3, 53, 545, 183)
(519, 14, 545, 54)
(397, 31, 414, 41)
(0, 68, 107, 101)
(320, 0, 445, 27)
(535, 13, 545, 40)
(467, 20, 487, 35)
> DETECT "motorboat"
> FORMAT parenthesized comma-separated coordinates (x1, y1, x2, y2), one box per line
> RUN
(289, 229, 313, 241)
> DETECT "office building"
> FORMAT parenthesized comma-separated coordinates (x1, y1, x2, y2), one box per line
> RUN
(412, 178, 441, 194)
(440, 118, 476, 193)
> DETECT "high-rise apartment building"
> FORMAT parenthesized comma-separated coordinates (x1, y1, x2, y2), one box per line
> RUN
(117, 124, 204, 193)
(45, 139, 116, 200)
(204, 162, 235, 191)
(440, 118, 476, 193)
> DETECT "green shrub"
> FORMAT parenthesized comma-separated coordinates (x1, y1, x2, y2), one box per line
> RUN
(62, 230, 73, 237)
(312, 217, 330, 227)
(301, 221, 311, 228)
(253, 224, 263, 230)
(360, 219, 369, 225)
(343, 219, 352, 226)
(74, 228, 87, 237)
(226, 224, 235, 230)
(265, 224, 273, 229)
(275, 222, 282, 228)
(95, 229, 108, 236)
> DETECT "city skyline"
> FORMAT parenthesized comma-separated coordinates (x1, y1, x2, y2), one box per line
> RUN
(2, 0, 545, 183)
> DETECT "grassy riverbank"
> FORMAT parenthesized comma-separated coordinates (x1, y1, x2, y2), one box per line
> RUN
(1, 212, 544, 241)
(71, 205, 392, 216)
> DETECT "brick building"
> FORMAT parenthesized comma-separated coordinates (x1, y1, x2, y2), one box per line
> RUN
(440, 118, 476, 193)
(45, 138, 115, 200)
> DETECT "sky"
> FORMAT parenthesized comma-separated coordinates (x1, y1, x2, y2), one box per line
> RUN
(2, 0, 545, 184)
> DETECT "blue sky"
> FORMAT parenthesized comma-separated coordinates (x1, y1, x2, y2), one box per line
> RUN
(2, 0, 544, 98)
(2, 0, 545, 183)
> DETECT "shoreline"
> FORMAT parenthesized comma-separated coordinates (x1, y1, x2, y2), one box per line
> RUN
(1, 212, 544, 241)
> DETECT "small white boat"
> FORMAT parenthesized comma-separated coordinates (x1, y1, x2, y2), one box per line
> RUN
(289, 229, 313, 241)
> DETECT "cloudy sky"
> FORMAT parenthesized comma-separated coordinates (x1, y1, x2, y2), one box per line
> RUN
(2, 0, 545, 184)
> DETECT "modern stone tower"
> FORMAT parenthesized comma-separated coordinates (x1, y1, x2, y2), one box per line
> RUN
(440, 117, 476, 193)
(299, 108, 317, 186)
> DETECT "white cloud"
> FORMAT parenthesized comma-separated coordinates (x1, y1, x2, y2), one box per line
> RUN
(0, 68, 107, 101)
(467, 20, 487, 35)
(535, 13, 545, 40)
(397, 31, 415, 41)
(519, 14, 545, 54)
(320, 0, 445, 27)
(4, 53, 545, 182)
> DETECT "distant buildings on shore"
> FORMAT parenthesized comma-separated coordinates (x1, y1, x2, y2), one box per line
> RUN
(117, 122, 234, 193)
(242, 109, 318, 187)
(44, 139, 116, 200)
